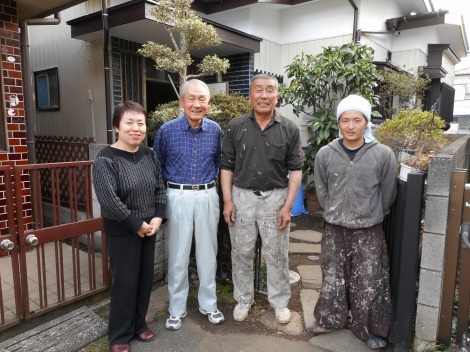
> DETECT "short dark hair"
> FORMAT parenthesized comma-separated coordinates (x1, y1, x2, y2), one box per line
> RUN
(112, 101, 147, 129)
(250, 74, 279, 92)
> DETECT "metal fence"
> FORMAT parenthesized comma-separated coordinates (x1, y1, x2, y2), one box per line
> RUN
(35, 135, 94, 207)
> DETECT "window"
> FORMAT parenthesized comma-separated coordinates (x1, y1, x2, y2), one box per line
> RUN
(34, 68, 60, 111)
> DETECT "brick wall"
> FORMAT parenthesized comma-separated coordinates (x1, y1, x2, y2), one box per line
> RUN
(225, 53, 254, 96)
(0, 1, 32, 235)
(204, 53, 254, 96)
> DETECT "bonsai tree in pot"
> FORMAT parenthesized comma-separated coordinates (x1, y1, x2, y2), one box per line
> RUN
(374, 109, 448, 178)
(279, 43, 382, 197)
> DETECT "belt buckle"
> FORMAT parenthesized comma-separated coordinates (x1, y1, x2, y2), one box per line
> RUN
(192, 185, 200, 191)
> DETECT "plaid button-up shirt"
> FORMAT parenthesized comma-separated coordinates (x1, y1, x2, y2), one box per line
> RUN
(153, 115, 222, 185)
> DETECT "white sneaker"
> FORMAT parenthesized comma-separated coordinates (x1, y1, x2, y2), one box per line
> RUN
(275, 307, 291, 324)
(233, 302, 252, 321)
(199, 307, 225, 324)
(165, 311, 187, 330)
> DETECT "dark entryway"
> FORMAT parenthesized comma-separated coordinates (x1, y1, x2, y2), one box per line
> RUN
(145, 80, 178, 114)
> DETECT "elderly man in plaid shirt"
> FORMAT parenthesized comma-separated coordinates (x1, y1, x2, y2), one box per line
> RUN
(153, 79, 224, 331)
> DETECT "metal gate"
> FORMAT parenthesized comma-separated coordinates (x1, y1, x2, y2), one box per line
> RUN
(438, 169, 470, 351)
(0, 161, 109, 330)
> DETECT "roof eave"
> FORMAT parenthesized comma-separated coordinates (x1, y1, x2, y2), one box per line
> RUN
(67, 0, 261, 55)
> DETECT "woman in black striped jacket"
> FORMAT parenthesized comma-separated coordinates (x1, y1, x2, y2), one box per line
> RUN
(93, 101, 167, 352)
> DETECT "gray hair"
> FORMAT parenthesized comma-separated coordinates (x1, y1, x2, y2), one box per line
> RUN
(180, 79, 211, 100)
(250, 74, 279, 92)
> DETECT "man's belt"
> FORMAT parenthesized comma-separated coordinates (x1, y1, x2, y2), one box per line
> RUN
(167, 182, 215, 191)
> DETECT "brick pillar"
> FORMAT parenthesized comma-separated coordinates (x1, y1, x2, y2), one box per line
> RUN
(0, 1, 32, 235)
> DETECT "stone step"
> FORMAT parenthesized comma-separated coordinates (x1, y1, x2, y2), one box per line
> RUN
(289, 230, 322, 243)
(259, 311, 304, 336)
(288, 243, 321, 254)
(297, 264, 322, 289)
(300, 289, 320, 331)
(309, 328, 374, 352)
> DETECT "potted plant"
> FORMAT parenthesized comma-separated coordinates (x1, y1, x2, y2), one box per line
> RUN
(374, 109, 448, 180)
(304, 185, 322, 213)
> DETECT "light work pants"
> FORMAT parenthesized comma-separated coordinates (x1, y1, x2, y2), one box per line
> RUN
(166, 186, 219, 316)
(229, 185, 290, 309)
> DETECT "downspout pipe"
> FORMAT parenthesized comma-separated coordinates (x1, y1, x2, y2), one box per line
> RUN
(347, 0, 359, 43)
(101, 0, 113, 145)
(20, 13, 61, 164)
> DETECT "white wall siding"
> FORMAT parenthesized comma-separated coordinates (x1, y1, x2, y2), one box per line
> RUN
(250, 6, 282, 42)
(280, 0, 352, 44)
(255, 40, 282, 76)
(442, 50, 458, 86)
(390, 28, 439, 57)
(390, 49, 427, 71)
(29, 4, 106, 142)
(361, 35, 390, 62)
(205, 8, 252, 34)
(361, 0, 401, 31)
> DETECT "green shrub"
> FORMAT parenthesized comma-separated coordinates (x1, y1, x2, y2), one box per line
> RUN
(374, 109, 448, 170)
(146, 93, 252, 146)
(207, 93, 252, 133)
(147, 100, 181, 147)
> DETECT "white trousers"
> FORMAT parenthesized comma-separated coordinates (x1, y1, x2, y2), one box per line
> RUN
(166, 186, 220, 316)
(229, 186, 291, 309)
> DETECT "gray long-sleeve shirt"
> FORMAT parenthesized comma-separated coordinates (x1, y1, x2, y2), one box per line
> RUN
(314, 139, 397, 229)
(92, 146, 167, 235)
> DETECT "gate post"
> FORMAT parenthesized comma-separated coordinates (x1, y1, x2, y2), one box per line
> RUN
(389, 172, 426, 352)
(437, 169, 467, 344)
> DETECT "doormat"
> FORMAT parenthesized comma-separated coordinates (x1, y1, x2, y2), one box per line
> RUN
(0, 306, 107, 352)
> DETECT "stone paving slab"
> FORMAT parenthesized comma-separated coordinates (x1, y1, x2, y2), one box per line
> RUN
(298, 265, 322, 289)
(290, 230, 322, 243)
(259, 311, 304, 336)
(300, 289, 320, 331)
(289, 243, 321, 254)
(309, 329, 373, 352)
(0, 306, 107, 352)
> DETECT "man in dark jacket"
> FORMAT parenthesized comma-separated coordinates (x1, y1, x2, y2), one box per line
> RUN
(220, 74, 304, 324)
(313, 95, 397, 350)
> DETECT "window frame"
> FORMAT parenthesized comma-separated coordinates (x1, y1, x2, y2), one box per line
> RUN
(34, 67, 60, 111)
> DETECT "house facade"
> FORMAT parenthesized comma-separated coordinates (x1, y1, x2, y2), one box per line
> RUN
(23, 0, 468, 150)
(1, 0, 468, 348)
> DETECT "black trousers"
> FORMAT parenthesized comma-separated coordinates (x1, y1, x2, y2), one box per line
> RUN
(107, 234, 156, 344)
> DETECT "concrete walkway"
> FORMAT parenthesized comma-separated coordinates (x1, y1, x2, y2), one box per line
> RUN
(0, 216, 379, 352)
(79, 221, 377, 352)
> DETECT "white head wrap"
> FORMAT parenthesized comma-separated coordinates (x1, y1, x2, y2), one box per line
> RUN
(336, 94, 375, 143)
